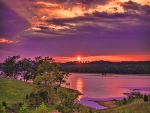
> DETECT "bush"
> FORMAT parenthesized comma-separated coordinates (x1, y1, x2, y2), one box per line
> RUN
(35, 102, 48, 113)
(2, 101, 7, 108)
(0, 103, 6, 113)
(144, 94, 148, 102)
(19, 104, 29, 113)
(26, 94, 29, 99)
(121, 109, 134, 113)
(123, 98, 126, 104)
(19, 102, 23, 107)
(115, 100, 124, 106)
(89, 109, 93, 113)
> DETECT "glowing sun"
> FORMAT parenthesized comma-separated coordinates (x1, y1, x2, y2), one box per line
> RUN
(77, 56, 81, 61)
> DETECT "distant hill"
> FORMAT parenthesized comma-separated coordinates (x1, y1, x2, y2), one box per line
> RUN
(59, 61, 150, 74)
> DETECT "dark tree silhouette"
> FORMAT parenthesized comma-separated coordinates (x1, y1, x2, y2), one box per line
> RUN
(2, 56, 20, 79)
(144, 94, 148, 102)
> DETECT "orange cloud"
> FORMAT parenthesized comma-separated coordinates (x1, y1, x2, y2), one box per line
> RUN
(30, 1, 124, 32)
(29, 0, 128, 33)
(0, 38, 18, 43)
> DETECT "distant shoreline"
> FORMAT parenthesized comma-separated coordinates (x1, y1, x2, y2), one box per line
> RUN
(70, 73, 150, 76)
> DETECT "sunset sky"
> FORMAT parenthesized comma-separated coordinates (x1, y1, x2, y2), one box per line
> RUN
(0, 0, 150, 62)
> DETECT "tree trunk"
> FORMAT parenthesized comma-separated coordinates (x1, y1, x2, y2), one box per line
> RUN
(47, 91, 51, 105)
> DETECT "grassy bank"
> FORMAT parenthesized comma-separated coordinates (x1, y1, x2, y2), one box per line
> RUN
(0, 78, 83, 113)
(0, 78, 32, 104)
(98, 98, 150, 113)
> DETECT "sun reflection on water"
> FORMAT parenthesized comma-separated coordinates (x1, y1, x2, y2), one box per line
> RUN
(76, 78, 84, 100)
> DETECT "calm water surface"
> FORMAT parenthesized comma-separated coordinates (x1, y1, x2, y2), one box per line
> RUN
(66, 73, 150, 109)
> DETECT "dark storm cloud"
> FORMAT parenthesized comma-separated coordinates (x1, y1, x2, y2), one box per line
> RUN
(143, 5, 150, 15)
(92, 11, 150, 24)
(25, 0, 112, 12)
(62, 0, 112, 7)
(37, 26, 50, 30)
(45, 2, 150, 27)
(34, 29, 63, 35)
(40, 1, 150, 32)
(92, 11, 140, 18)
(38, 9, 149, 35)
(121, 1, 140, 10)
(46, 16, 98, 25)
(30, 0, 112, 6)
(51, 11, 137, 22)
(121, 1, 150, 15)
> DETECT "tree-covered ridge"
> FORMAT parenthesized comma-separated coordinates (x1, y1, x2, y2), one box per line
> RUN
(60, 61, 150, 74)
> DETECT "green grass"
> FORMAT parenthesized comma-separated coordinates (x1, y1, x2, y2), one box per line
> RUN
(0, 78, 32, 104)
(100, 99, 150, 113)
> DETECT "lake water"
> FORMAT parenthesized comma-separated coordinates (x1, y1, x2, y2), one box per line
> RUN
(66, 73, 150, 109)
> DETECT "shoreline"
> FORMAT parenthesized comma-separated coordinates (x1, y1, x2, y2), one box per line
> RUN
(70, 73, 150, 76)
(79, 96, 124, 109)
(93, 100, 116, 108)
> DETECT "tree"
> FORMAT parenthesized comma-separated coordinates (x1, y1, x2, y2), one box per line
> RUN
(52, 65, 69, 96)
(56, 88, 79, 113)
(33, 72, 56, 105)
(2, 56, 20, 79)
(32, 56, 53, 80)
(33, 57, 69, 105)
(123, 98, 127, 104)
(144, 94, 148, 102)
(19, 58, 34, 81)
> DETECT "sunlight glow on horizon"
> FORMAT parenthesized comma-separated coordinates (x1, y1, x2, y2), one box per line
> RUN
(0, 54, 150, 63)
(54, 54, 150, 63)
